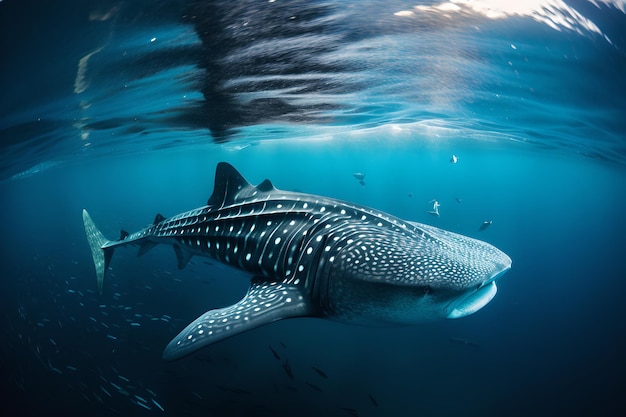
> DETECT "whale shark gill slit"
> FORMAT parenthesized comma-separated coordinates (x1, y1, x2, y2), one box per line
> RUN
(83, 162, 512, 360)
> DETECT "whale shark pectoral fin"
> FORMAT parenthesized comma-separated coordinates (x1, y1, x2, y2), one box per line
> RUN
(162, 281, 313, 361)
(137, 241, 158, 257)
(173, 244, 193, 269)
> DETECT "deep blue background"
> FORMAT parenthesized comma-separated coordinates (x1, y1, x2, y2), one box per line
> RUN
(2, 141, 625, 416)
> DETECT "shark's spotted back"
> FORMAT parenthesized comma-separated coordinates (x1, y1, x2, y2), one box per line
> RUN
(83, 162, 511, 360)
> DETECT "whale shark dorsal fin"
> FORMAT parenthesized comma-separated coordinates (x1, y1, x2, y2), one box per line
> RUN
(208, 162, 278, 207)
(256, 178, 275, 192)
(162, 281, 314, 360)
(207, 162, 252, 207)
(153, 213, 166, 225)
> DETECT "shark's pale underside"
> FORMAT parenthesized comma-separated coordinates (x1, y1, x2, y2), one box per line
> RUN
(83, 162, 511, 360)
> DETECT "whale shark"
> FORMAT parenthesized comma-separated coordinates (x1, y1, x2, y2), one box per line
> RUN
(83, 162, 511, 360)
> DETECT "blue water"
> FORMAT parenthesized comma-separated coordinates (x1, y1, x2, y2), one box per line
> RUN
(1, 1, 626, 416)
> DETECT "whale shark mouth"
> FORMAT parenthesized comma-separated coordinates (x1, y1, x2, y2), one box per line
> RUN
(446, 281, 498, 319)
(446, 266, 510, 319)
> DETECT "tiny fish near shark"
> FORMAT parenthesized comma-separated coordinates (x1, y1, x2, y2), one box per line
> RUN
(83, 162, 511, 360)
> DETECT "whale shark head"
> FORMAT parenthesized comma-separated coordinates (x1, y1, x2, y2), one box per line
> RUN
(321, 221, 512, 324)
(417, 223, 512, 319)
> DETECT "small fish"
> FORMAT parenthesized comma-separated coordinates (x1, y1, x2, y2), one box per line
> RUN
(455, 197, 462, 203)
(135, 400, 151, 410)
(306, 382, 323, 392)
(280, 341, 287, 349)
(479, 220, 492, 231)
(450, 154, 458, 164)
(408, 192, 413, 198)
(48, 360, 62, 375)
(151, 398, 165, 412)
(269, 345, 281, 360)
(427, 199, 440, 217)
(100, 386, 112, 397)
(341, 407, 360, 417)
(368, 393, 379, 407)
(358, 180, 366, 187)
(282, 360, 294, 379)
(93, 392, 103, 404)
(312, 366, 328, 379)
(450, 337, 479, 348)
(352, 172, 365, 181)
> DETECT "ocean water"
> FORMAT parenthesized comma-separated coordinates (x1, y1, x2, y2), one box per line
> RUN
(1, 1, 626, 416)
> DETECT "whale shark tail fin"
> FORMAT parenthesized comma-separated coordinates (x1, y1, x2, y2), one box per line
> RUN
(82, 209, 114, 294)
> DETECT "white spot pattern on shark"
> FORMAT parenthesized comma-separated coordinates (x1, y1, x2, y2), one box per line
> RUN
(83, 162, 511, 360)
